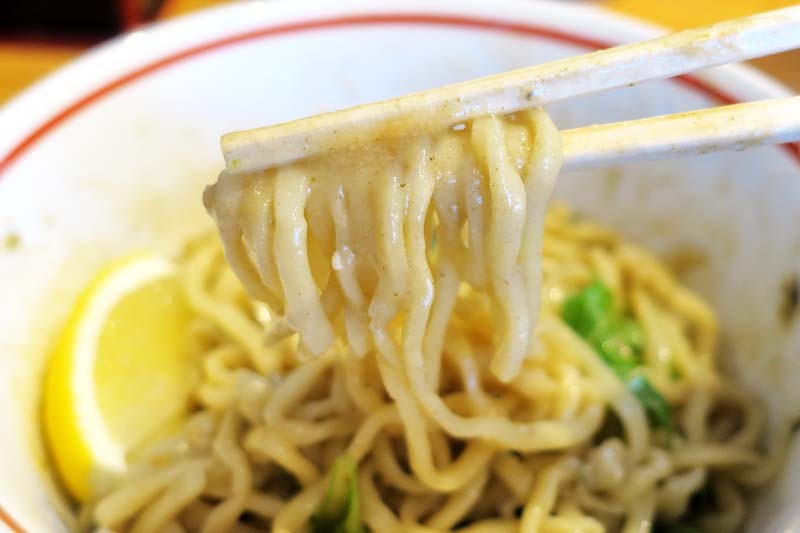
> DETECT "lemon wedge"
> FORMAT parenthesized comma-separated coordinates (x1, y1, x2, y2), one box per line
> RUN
(43, 253, 195, 502)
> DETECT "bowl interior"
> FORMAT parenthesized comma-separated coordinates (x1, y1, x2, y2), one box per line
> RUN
(0, 1, 798, 531)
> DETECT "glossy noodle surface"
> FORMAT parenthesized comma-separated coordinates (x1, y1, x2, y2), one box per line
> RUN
(88, 111, 780, 533)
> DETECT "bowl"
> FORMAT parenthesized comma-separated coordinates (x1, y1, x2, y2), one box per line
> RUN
(0, 0, 798, 531)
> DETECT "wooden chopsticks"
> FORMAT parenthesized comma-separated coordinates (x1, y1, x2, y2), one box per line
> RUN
(220, 6, 800, 174)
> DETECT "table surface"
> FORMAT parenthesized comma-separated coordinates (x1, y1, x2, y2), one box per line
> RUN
(0, 0, 797, 106)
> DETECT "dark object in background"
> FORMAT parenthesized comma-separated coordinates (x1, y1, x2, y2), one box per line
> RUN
(0, 0, 165, 40)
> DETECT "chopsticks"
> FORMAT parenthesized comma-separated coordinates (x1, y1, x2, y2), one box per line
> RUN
(561, 96, 800, 171)
(221, 6, 800, 174)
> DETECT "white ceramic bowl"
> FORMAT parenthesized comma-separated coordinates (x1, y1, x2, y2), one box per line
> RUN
(1, 1, 798, 531)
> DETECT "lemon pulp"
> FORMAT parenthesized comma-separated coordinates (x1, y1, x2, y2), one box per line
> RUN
(94, 274, 193, 453)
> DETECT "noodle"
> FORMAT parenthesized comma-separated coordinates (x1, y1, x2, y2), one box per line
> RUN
(87, 110, 781, 532)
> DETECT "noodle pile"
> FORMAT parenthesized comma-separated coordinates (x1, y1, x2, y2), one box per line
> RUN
(88, 110, 779, 532)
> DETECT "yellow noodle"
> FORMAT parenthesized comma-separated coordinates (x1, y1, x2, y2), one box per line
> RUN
(86, 109, 782, 533)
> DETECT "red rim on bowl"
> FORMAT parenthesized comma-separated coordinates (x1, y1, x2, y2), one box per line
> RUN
(1, 12, 798, 533)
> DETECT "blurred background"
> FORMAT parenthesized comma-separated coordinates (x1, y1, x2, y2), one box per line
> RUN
(0, 0, 798, 105)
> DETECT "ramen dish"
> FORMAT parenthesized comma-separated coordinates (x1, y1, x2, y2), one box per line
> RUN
(44, 110, 786, 533)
